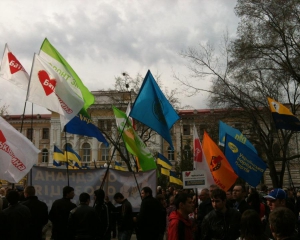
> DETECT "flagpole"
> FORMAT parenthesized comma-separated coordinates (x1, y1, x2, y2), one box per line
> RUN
(64, 128, 70, 186)
(24, 54, 36, 186)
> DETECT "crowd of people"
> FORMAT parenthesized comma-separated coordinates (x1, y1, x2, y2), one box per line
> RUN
(0, 184, 300, 239)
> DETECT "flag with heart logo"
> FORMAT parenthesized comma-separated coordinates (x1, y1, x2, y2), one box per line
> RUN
(27, 54, 84, 126)
(39, 38, 94, 117)
(0, 44, 29, 90)
(0, 116, 40, 183)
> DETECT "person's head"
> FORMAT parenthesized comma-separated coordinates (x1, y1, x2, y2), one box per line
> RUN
(174, 193, 194, 217)
(157, 186, 162, 194)
(162, 189, 166, 195)
(211, 189, 227, 212)
(141, 187, 152, 199)
(24, 186, 35, 198)
(168, 186, 174, 195)
(113, 192, 125, 204)
(79, 192, 90, 205)
(94, 189, 105, 203)
(264, 188, 286, 212)
(6, 190, 19, 205)
(226, 190, 233, 200)
(199, 188, 210, 202)
(169, 195, 175, 205)
(269, 207, 296, 239)
(156, 194, 167, 208)
(209, 184, 219, 197)
(63, 186, 75, 199)
(232, 184, 247, 202)
(240, 209, 264, 239)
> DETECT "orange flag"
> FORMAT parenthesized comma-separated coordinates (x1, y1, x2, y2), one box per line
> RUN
(202, 131, 238, 191)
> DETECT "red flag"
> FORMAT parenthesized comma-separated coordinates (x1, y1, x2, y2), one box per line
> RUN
(193, 125, 202, 162)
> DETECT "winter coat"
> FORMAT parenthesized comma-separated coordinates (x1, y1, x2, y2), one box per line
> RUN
(2, 203, 31, 240)
(201, 208, 241, 240)
(49, 197, 77, 240)
(168, 211, 193, 240)
(22, 196, 49, 240)
(68, 204, 100, 240)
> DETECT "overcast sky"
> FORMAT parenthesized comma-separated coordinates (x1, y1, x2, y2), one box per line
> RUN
(0, 0, 239, 115)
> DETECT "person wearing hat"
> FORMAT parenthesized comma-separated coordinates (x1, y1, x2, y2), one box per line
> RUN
(264, 188, 299, 239)
(264, 188, 287, 212)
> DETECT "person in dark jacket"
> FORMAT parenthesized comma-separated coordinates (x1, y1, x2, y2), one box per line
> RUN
(49, 186, 76, 240)
(68, 192, 100, 240)
(114, 192, 134, 240)
(232, 184, 250, 215)
(167, 192, 194, 240)
(2, 190, 31, 240)
(156, 194, 167, 240)
(136, 186, 162, 240)
(22, 186, 48, 240)
(94, 189, 110, 240)
(201, 188, 241, 240)
(196, 188, 213, 238)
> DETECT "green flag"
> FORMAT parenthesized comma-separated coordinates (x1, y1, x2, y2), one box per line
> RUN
(39, 38, 94, 116)
(113, 106, 156, 171)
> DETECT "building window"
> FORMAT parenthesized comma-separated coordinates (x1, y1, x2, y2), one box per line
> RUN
(101, 145, 110, 161)
(82, 143, 91, 162)
(168, 146, 174, 160)
(42, 149, 48, 163)
(27, 128, 33, 139)
(183, 125, 190, 135)
(42, 128, 49, 139)
(98, 120, 112, 131)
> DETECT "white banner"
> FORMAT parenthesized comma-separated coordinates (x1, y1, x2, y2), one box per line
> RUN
(30, 166, 156, 212)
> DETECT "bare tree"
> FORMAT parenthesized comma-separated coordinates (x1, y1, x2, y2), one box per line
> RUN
(175, 0, 300, 187)
(0, 100, 9, 116)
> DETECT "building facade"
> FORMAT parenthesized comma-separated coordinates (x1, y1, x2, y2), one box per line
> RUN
(2, 91, 300, 188)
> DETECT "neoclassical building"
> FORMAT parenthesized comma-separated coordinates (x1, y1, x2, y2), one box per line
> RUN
(2, 91, 300, 188)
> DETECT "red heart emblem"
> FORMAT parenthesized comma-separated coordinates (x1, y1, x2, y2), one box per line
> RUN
(38, 70, 56, 96)
(8, 52, 26, 74)
(185, 172, 191, 177)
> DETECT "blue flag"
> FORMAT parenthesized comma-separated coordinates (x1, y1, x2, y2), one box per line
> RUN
(219, 121, 257, 154)
(129, 70, 179, 149)
(224, 134, 267, 187)
(65, 114, 109, 147)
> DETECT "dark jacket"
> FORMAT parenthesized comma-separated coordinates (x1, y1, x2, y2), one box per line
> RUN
(22, 196, 48, 240)
(94, 201, 110, 239)
(234, 199, 250, 215)
(197, 198, 213, 234)
(168, 211, 193, 240)
(201, 208, 241, 240)
(49, 197, 77, 240)
(2, 203, 32, 240)
(117, 199, 134, 232)
(68, 204, 100, 240)
(137, 195, 162, 240)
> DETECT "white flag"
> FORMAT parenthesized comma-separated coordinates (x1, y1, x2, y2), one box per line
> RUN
(193, 125, 215, 187)
(0, 44, 29, 90)
(0, 116, 40, 183)
(27, 54, 84, 126)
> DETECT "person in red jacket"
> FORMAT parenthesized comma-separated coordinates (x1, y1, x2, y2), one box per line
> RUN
(168, 192, 194, 240)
